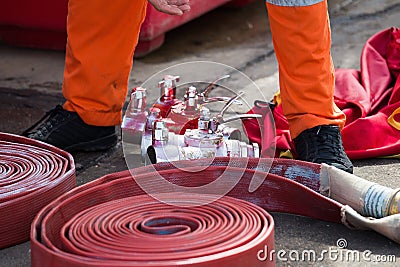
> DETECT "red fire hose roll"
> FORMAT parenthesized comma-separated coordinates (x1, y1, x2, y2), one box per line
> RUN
(0, 132, 76, 249)
(31, 158, 343, 266)
(60, 193, 273, 266)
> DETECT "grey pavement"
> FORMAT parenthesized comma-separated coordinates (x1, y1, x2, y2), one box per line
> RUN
(1, 0, 400, 266)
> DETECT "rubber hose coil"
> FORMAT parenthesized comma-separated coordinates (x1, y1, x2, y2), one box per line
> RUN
(0, 132, 76, 248)
(31, 157, 343, 266)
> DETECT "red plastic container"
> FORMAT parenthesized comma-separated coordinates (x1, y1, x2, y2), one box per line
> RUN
(0, 0, 254, 57)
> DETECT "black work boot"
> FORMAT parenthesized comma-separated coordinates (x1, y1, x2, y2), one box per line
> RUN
(293, 125, 353, 173)
(22, 105, 117, 152)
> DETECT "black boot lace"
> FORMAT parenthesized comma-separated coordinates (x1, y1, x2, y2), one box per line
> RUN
(22, 105, 70, 138)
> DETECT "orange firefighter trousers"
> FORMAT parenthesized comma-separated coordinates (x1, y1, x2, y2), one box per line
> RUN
(266, 0, 346, 138)
(62, 0, 147, 126)
(62, 0, 345, 139)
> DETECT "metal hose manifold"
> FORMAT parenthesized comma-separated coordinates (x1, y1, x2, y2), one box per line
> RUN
(0, 132, 76, 249)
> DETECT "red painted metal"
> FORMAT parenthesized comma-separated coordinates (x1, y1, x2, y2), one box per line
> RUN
(0, 0, 255, 57)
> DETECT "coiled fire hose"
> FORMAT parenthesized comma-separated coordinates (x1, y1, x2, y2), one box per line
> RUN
(0, 132, 76, 249)
(31, 156, 400, 266)
(31, 158, 348, 267)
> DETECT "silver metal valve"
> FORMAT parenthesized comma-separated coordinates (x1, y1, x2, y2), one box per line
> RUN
(152, 120, 169, 144)
(158, 75, 180, 99)
(126, 74, 264, 164)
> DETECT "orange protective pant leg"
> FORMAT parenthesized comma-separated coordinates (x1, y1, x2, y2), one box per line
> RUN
(266, 1, 346, 139)
(62, 0, 147, 126)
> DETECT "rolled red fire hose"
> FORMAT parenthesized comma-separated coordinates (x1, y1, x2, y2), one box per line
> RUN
(31, 158, 343, 267)
(0, 132, 75, 249)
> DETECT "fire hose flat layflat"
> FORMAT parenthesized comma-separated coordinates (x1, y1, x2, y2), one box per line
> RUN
(31, 158, 400, 266)
(31, 158, 339, 267)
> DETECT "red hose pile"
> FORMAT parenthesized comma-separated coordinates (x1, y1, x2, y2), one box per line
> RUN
(31, 158, 343, 266)
(62, 193, 273, 266)
(0, 132, 75, 248)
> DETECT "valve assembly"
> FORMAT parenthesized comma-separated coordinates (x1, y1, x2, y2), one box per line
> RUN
(122, 74, 261, 164)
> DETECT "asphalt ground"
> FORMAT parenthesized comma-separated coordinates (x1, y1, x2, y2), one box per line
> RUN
(1, 0, 400, 266)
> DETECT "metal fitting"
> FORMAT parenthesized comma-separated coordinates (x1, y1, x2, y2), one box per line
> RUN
(153, 120, 169, 145)
(158, 75, 180, 99)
